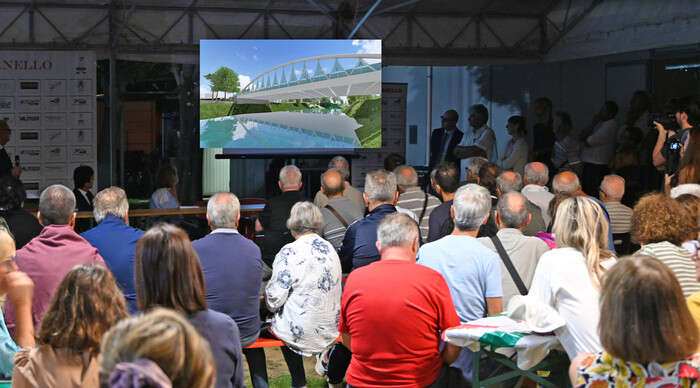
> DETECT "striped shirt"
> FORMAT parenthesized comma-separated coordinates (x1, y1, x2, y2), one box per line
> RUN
(638, 241, 700, 297)
(603, 201, 633, 234)
(397, 187, 442, 241)
(320, 196, 364, 251)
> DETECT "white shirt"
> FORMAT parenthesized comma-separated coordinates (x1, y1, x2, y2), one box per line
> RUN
(521, 184, 554, 226)
(580, 119, 618, 165)
(528, 247, 615, 359)
(501, 137, 528, 175)
(266, 233, 342, 356)
(459, 125, 497, 181)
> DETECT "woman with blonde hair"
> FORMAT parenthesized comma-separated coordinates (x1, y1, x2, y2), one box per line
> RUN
(529, 196, 615, 360)
(571, 255, 700, 386)
(12, 264, 128, 387)
(100, 307, 215, 388)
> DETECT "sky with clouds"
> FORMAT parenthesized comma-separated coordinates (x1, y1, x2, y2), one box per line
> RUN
(199, 39, 381, 97)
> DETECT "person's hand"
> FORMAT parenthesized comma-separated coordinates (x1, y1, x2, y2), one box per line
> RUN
(11, 166, 21, 177)
(653, 121, 667, 137)
(4, 271, 33, 307)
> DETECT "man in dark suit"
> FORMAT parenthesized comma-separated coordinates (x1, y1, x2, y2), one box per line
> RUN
(72, 165, 94, 233)
(429, 109, 464, 168)
(0, 120, 20, 178)
(192, 192, 267, 388)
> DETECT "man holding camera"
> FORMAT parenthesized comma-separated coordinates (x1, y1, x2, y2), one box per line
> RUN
(652, 97, 698, 179)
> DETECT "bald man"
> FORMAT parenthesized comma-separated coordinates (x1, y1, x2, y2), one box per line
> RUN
(479, 192, 550, 305)
(320, 169, 364, 251)
(429, 109, 464, 168)
(495, 171, 546, 236)
(521, 162, 554, 226)
(395, 165, 441, 242)
(600, 175, 632, 235)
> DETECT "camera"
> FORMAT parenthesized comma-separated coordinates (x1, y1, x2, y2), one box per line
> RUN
(665, 135, 683, 175)
(649, 103, 680, 133)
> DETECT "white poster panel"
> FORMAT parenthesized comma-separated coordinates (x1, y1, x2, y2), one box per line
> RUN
(0, 51, 97, 197)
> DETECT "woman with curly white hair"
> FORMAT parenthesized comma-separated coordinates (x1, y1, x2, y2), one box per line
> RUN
(265, 201, 342, 388)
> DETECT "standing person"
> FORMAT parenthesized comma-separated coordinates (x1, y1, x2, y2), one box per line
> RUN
(256, 165, 306, 276)
(0, 176, 42, 249)
(135, 223, 245, 388)
(429, 109, 464, 168)
(192, 192, 267, 388)
(579, 101, 619, 197)
(532, 97, 555, 167)
(72, 165, 94, 212)
(319, 169, 364, 251)
(4, 185, 104, 333)
(395, 165, 441, 242)
(12, 265, 128, 387)
(340, 213, 462, 387)
(100, 308, 216, 388)
(266, 202, 342, 388)
(0, 120, 20, 178)
(418, 184, 502, 381)
(529, 196, 616, 360)
(455, 104, 497, 170)
(313, 156, 365, 212)
(500, 115, 528, 175)
(551, 111, 582, 175)
(670, 127, 700, 188)
(571, 255, 700, 387)
(81, 187, 143, 314)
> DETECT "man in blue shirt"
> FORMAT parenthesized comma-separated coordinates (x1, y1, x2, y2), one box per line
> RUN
(339, 170, 398, 272)
(418, 183, 503, 381)
(81, 186, 143, 313)
(192, 192, 267, 388)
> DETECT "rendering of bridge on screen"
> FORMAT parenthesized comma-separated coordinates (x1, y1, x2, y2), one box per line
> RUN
(199, 39, 382, 152)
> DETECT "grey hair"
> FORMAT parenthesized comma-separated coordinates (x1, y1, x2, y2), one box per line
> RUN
(329, 156, 350, 181)
(524, 162, 549, 185)
(553, 173, 581, 194)
(286, 201, 324, 237)
(600, 174, 625, 199)
(465, 157, 489, 177)
(453, 183, 491, 231)
(279, 165, 302, 189)
(394, 165, 418, 190)
(496, 172, 523, 193)
(497, 192, 529, 228)
(93, 186, 129, 223)
(364, 170, 397, 204)
(376, 213, 419, 249)
(39, 184, 76, 225)
(207, 192, 240, 228)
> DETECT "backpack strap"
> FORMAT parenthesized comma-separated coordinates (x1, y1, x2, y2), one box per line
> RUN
(489, 235, 528, 295)
(325, 204, 349, 228)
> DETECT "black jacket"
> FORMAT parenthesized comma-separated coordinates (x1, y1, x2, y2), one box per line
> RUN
(429, 127, 464, 168)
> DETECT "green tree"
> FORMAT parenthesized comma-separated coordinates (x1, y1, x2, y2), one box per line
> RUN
(205, 67, 239, 99)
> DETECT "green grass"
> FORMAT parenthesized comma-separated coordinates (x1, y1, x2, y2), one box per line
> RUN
(200, 102, 310, 120)
(345, 97, 381, 148)
(267, 375, 327, 388)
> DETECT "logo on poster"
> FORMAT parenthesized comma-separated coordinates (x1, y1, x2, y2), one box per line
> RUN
(0, 59, 53, 71)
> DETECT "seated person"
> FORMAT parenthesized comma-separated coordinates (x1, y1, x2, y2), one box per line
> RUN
(81, 187, 144, 314)
(0, 176, 42, 249)
(340, 213, 462, 387)
(100, 307, 215, 388)
(266, 202, 342, 388)
(571, 255, 700, 387)
(5, 185, 104, 333)
(12, 265, 128, 387)
(0, 228, 33, 379)
(135, 223, 245, 388)
(150, 165, 182, 225)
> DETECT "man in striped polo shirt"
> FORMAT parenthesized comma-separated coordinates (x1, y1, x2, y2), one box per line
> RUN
(394, 165, 441, 242)
(319, 168, 364, 252)
(600, 174, 633, 235)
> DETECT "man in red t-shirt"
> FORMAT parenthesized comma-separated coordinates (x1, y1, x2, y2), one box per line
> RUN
(339, 213, 462, 387)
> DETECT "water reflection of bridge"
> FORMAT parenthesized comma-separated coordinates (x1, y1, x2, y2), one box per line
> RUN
(237, 54, 380, 102)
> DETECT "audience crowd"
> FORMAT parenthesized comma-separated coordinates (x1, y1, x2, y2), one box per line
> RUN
(0, 92, 697, 388)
